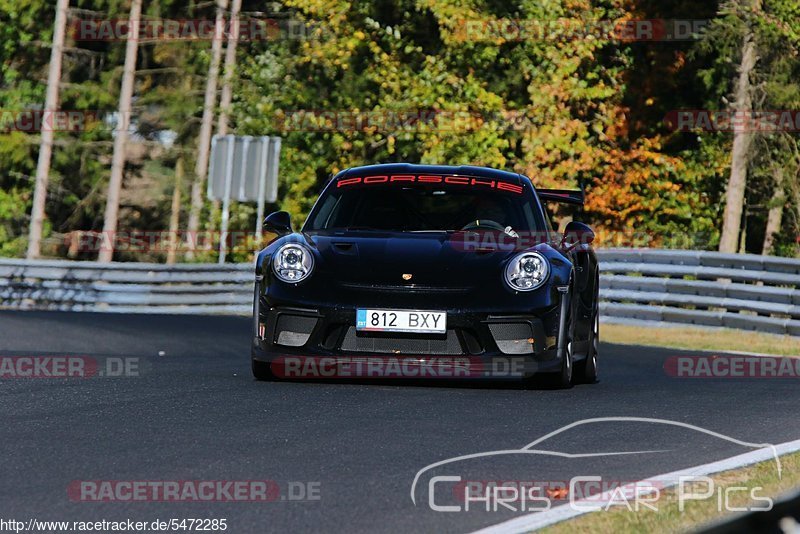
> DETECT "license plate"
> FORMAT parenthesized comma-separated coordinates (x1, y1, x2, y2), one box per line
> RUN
(356, 309, 447, 334)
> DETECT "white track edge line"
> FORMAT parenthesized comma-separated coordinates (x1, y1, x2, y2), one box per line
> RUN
(470, 437, 800, 534)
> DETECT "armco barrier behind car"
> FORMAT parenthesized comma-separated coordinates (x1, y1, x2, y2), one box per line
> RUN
(597, 249, 800, 336)
(0, 259, 252, 314)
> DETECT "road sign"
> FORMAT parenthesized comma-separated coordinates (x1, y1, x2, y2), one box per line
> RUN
(207, 135, 282, 263)
(208, 135, 281, 203)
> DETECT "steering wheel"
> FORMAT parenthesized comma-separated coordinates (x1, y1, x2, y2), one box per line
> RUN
(460, 220, 507, 232)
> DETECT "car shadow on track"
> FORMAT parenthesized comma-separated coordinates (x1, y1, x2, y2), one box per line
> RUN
(253, 375, 598, 391)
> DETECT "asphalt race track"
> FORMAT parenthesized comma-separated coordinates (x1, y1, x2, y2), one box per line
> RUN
(1, 311, 799, 533)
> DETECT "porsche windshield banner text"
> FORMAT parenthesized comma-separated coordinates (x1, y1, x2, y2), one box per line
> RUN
(335, 173, 525, 194)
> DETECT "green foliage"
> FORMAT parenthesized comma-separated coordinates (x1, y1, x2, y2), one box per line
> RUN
(1, 0, 798, 260)
(1, 0, 212, 259)
(691, 0, 800, 256)
(237, 0, 727, 246)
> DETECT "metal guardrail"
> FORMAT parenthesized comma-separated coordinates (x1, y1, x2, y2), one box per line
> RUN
(2, 250, 799, 336)
(0, 259, 253, 315)
(597, 249, 800, 336)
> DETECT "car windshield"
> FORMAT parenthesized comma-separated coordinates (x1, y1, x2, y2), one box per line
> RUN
(305, 181, 545, 233)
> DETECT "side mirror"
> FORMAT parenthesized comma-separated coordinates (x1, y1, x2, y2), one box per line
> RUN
(562, 221, 595, 248)
(264, 211, 293, 236)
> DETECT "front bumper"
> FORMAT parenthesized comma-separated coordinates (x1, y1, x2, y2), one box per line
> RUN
(252, 294, 565, 379)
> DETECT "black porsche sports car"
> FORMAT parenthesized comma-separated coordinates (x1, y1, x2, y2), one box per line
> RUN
(252, 163, 599, 388)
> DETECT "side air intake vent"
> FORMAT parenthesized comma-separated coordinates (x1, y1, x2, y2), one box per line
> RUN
(274, 315, 318, 347)
(488, 323, 535, 354)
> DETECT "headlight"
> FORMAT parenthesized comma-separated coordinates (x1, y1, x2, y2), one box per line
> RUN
(504, 252, 549, 291)
(272, 243, 314, 283)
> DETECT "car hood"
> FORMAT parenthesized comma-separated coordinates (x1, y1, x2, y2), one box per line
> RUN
(300, 230, 518, 288)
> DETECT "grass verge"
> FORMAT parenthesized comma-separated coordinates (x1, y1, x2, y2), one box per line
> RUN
(602, 323, 800, 357)
(541, 451, 800, 534)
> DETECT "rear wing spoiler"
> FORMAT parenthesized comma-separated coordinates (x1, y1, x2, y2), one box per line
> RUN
(536, 188, 584, 206)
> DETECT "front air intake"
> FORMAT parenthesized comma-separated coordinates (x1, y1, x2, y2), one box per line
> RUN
(487, 323, 535, 354)
(339, 328, 463, 355)
(274, 315, 318, 347)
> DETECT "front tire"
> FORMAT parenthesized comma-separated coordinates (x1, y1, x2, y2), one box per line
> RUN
(576, 310, 599, 384)
(548, 295, 575, 389)
(252, 358, 275, 381)
(551, 337, 574, 389)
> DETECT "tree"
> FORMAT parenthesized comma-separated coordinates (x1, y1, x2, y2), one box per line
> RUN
(99, 0, 143, 263)
(696, 0, 800, 255)
(719, 0, 762, 253)
(3, 0, 799, 261)
(216, 0, 242, 263)
(238, 0, 716, 249)
(186, 0, 229, 253)
(26, 0, 69, 259)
